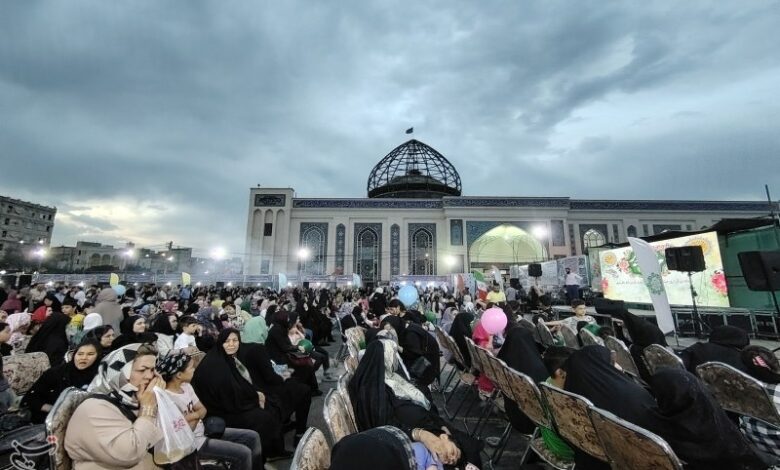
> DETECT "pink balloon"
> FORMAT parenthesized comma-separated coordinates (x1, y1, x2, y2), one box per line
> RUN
(481, 307, 507, 335)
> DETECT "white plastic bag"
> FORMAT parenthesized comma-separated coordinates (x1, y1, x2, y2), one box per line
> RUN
(153, 386, 197, 465)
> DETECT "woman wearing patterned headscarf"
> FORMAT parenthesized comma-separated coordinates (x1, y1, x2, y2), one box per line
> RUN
(64, 343, 166, 469)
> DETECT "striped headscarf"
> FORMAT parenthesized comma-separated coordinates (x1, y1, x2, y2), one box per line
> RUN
(88, 343, 146, 408)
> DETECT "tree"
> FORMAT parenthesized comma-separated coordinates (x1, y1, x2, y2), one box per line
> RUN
(0, 243, 29, 271)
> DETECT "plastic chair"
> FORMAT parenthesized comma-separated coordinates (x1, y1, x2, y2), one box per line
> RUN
(642, 344, 683, 376)
(3, 351, 51, 396)
(539, 382, 609, 462)
(590, 406, 684, 470)
(559, 325, 580, 349)
(536, 321, 556, 348)
(503, 368, 574, 469)
(323, 389, 357, 444)
(579, 327, 603, 347)
(697, 361, 780, 427)
(289, 427, 331, 470)
(336, 372, 357, 429)
(604, 336, 640, 377)
(45, 387, 90, 470)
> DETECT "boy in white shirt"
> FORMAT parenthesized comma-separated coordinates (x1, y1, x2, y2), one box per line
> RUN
(174, 316, 199, 351)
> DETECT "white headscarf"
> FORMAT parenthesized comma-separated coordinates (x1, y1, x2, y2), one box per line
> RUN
(88, 343, 146, 408)
(381, 340, 430, 410)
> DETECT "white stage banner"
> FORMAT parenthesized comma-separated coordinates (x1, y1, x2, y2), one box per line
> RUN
(627, 237, 675, 334)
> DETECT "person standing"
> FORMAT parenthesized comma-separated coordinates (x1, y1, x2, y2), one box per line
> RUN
(564, 268, 583, 303)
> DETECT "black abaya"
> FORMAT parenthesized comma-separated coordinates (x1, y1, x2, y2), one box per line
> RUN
(191, 329, 284, 460)
(680, 325, 750, 375)
(648, 368, 765, 470)
(497, 327, 548, 434)
(25, 312, 70, 366)
(449, 311, 474, 369)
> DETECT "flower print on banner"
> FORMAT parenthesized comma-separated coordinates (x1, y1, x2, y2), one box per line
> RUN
(711, 270, 728, 296)
(600, 278, 610, 293)
(644, 272, 665, 296)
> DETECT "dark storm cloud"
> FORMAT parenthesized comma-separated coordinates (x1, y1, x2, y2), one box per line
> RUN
(1, 1, 778, 253)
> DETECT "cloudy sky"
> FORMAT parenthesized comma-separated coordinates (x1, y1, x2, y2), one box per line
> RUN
(1, 1, 779, 257)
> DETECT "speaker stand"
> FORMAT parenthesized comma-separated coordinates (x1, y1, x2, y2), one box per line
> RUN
(687, 272, 710, 339)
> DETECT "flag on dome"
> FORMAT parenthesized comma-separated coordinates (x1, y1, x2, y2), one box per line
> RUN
(405, 127, 413, 134)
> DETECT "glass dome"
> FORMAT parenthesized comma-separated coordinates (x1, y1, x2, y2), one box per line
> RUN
(367, 139, 462, 198)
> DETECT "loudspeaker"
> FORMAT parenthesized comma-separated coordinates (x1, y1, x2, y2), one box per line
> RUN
(665, 246, 705, 272)
(302, 281, 310, 289)
(215, 281, 225, 289)
(738, 251, 780, 291)
(528, 263, 542, 277)
(594, 297, 625, 317)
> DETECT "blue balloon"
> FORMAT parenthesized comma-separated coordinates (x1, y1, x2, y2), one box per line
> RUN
(113, 284, 127, 297)
(398, 285, 419, 308)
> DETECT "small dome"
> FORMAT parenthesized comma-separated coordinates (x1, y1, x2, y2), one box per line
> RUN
(367, 139, 462, 198)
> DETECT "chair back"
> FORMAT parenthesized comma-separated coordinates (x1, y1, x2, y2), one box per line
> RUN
(465, 338, 483, 372)
(443, 331, 467, 369)
(344, 355, 358, 375)
(589, 407, 683, 470)
(503, 368, 550, 428)
(697, 361, 780, 427)
(642, 344, 683, 376)
(45, 386, 91, 470)
(3, 351, 51, 395)
(604, 336, 640, 377)
(579, 327, 603, 347)
(337, 373, 357, 429)
(480, 351, 511, 395)
(559, 325, 580, 349)
(539, 383, 608, 462)
(536, 321, 556, 348)
(344, 327, 363, 359)
(290, 427, 331, 470)
(323, 389, 357, 444)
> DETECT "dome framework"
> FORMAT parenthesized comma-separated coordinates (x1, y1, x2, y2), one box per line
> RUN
(367, 139, 462, 198)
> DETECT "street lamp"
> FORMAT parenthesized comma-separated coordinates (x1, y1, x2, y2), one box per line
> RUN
(34, 248, 46, 272)
(532, 225, 547, 239)
(122, 249, 135, 279)
(297, 247, 310, 285)
(210, 247, 226, 260)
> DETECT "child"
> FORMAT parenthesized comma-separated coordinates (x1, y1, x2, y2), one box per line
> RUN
(174, 316, 199, 351)
(156, 351, 263, 470)
(546, 299, 595, 332)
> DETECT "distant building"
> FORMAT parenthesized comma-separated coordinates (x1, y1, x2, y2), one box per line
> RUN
(245, 139, 778, 284)
(0, 195, 56, 259)
(48, 242, 197, 274)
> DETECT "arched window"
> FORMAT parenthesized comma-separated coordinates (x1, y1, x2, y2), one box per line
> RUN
(411, 227, 435, 275)
(583, 229, 606, 249)
(300, 224, 327, 275)
(626, 225, 637, 238)
(356, 227, 380, 282)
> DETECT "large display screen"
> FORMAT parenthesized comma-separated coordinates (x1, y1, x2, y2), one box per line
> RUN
(598, 231, 730, 307)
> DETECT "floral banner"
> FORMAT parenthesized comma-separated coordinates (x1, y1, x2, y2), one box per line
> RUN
(600, 231, 729, 307)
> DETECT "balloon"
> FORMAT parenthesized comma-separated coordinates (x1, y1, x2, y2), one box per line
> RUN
(425, 311, 437, 323)
(398, 285, 419, 308)
(298, 339, 314, 353)
(481, 307, 507, 335)
(113, 284, 126, 297)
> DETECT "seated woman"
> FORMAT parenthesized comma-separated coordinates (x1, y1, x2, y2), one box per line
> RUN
(447, 311, 474, 369)
(25, 310, 71, 366)
(192, 328, 290, 463)
(111, 315, 158, 350)
(381, 315, 441, 392)
(65, 343, 166, 469)
(680, 325, 750, 375)
(86, 325, 115, 358)
(22, 339, 101, 424)
(148, 312, 178, 355)
(156, 350, 263, 470)
(562, 345, 661, 470)
(648, 368, 765, 470)
(739, 345, 780, 458)
(496, 327, 549, 435)
(349, 338, 482, 469)
(265, 311, 323, 393)
(239, 319, 312, 441)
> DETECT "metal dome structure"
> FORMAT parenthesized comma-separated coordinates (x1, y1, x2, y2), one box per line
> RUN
(367, 139, 462, 198)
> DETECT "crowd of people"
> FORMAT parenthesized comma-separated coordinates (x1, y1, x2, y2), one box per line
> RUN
(1, 280, 780, 469)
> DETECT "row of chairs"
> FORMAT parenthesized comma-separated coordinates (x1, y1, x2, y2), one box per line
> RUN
(434, 325, 686, 470)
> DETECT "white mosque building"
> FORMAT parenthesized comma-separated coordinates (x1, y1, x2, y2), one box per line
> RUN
(245, 139, 773, 286)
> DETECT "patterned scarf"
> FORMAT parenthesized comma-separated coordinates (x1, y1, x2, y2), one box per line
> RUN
(88, 343, 143, 408)
(381, 340, 430, 410)
(156, 350, 190, 382)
